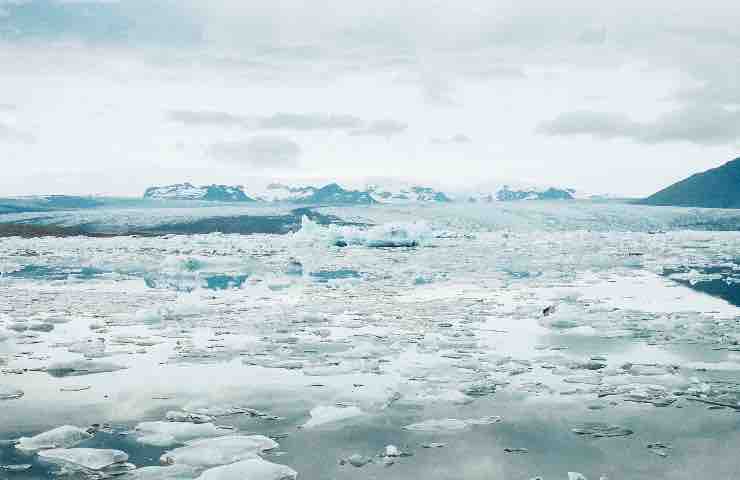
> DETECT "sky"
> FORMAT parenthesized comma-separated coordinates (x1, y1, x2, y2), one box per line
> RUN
(0, 0, 739, 197)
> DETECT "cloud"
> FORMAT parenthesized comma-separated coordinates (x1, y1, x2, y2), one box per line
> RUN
(169, 111, 364, 131)
(431, 133, 471, 144)
(208, 136, 301, 168)
(168, 110, 248, 127)
(0, 121, 35, 143)
(349, 119, 408, 137)
(256, 113, 363, 130)
(537, 105, 740, 145)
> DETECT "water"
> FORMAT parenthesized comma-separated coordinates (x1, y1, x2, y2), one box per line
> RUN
(2, 201, 740, 479)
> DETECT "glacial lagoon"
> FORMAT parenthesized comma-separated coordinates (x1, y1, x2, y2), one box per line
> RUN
(2, 201, 740, 479)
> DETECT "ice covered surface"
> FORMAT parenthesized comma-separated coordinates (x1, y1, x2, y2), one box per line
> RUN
(2, 202, 740, 479)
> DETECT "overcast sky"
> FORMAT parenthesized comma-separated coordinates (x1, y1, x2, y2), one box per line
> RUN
(1, 0, 739, 196)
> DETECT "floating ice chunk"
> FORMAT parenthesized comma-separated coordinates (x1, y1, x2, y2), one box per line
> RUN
(645, 441, 672, 457)
(0, 464, 32, 472)
(0, 385, 23, 400)
(160, 435, 279, 468)
(165, 411, 213, 424)
(301, 405, 365, 429)
(402, 416, 501, 433)
(295, 215, 430, 248)
(38, 448, 128, 470)
(384, 445, 401, 457)
(135, 422, 229, 447)
(568, 473, 588, 480)
(571, 423, 633, 438)
(16, 426, 92, 452)
(196, 458, 297, 480)
(341, 454, 371, 467)
(125, 464, 199, 479)
(46, 360, 127, 377)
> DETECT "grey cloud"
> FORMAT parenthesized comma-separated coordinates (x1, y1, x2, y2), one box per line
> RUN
(169, 110, 248, 127)
(208, 136, 301, 168)
(0, 103, 16, 111)
(169, 110, 364, 131)
(256, 113, 363, 130)
(538, 105, 740, 145)
(431, 133, 471, 144)
(349, 120, 408, 137)
(0, 121, 35, 144)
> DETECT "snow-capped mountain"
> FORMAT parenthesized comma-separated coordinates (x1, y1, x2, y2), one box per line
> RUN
(144, 183, 255, 202)
(142, 178, 588, 204)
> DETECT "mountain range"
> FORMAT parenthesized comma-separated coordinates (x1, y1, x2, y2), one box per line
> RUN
(143, 179, 582, 204)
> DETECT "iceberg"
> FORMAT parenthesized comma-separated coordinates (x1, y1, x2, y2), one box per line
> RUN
(16, 425, 92, 452)
(135, 422, 229, 447)
(160, 435, 279, 468)
(38, 447, 129, 471)
(196, 458, 297, 480)
(300, 405, 365, 429)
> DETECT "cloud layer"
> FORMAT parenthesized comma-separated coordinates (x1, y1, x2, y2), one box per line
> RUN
(208, 136, 301, 168)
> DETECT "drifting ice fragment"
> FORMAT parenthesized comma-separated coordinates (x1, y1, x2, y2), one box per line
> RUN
(124, 464, 199, 479)
(160, 435, 279, 468)
(46, 360, 127, 377)
(16, 425, 92, 452)
(571, 423, 634, 438)
(196, 458, 297, 480)
(38, 447, 129, 470)
(0, 385, 23, 400)
(403, 416, 501, 433)
(301, 405, 365, 429)
(135, 421, 229, 447)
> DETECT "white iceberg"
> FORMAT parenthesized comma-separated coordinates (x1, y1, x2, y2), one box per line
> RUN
(402, 416, 502, 433)
(196, 458, 297, 480)
(300, 405, 365, 429)
(160, 435, 278, 468)
(135, 421, 229, 447)
(16, 425, 92, 452)
(38, 448, 128, 470)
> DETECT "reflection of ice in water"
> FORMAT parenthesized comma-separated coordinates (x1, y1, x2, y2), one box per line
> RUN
(2, 203, 740, 478)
